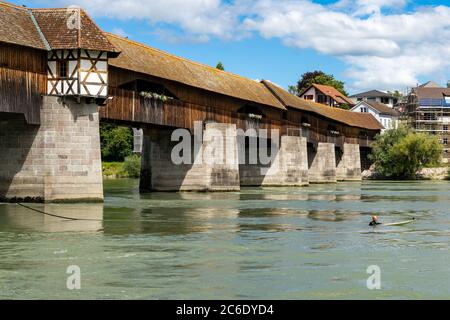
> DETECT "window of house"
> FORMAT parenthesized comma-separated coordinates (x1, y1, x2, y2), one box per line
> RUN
(381, 97, 390, 104)
(317, 95, 327, 104)
(444, 125, 449, 131)
(443, 138, 448, 145)
(304, 95, 313, 100)
(361, 107, 368, 113)
(57, 60, 69, 78)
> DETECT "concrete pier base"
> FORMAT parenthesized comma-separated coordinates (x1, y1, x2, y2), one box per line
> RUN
(140, 123, 240, 192)
(0, 96, 103, 202)
(308, 142, 337, 183)
(336, 143, 362, 181)
(239, 135, 308, 186)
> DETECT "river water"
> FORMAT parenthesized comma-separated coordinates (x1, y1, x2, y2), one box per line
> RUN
(0, 180, 449, 299)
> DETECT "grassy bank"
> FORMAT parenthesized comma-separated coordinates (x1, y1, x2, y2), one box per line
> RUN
(102, 155, 141, 179)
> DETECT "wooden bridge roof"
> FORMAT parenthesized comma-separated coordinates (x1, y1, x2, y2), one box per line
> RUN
(262, 80, 383, 130)
(0, 2, 46, 50)
(107, 33, 286, 111)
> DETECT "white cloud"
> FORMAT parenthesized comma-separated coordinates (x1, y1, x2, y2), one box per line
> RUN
(54, 0, 248, 40)
(51, 0, 450, 91)
(243, 0, 450, 91)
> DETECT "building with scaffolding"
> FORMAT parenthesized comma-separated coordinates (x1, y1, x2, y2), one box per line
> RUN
(406, 82, 450, 163)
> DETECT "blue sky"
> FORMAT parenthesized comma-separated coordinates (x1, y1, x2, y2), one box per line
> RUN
(11, 0, 450, 94)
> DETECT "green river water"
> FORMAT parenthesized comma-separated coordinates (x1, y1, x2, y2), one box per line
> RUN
(1, 179, 450, 299)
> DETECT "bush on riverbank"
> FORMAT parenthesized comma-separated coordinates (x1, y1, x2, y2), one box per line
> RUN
(123, 154, 141, 178)
(369, 126, 443, 179)
(103, 155, 141, 179)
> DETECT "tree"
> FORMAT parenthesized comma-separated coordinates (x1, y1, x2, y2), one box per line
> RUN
(293, 70, 348, 96)
(216, 62, 225, 71)
(369, 126, 442, 179)
(100, 123, 134, 162)
(288, 85, 299, 96)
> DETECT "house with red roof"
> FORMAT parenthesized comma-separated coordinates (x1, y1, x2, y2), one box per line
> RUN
(299, 83, 355, 109)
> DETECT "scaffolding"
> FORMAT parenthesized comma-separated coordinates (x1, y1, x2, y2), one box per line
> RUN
(407, 96, 450, 163)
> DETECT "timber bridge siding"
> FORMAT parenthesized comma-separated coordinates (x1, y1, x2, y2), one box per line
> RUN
(0, 2, 382, 202)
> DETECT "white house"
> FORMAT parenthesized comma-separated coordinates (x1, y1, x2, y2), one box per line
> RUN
(349, 90, 398, 108)
(351, 101, 400, 132)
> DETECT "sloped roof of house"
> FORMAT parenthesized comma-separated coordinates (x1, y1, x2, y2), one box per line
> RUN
(0, 1, 118, 54)
(107, 33, 286, 110)
(412, 87, 450, 99)
(303, 83, 355, 106)
(262, 80, 383, 130)
(355, 101, 400, 117)
(349, 90, 395, 99)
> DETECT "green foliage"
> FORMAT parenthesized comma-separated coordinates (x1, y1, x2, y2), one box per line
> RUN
(123, 154, 141, 178)
(100, 123, 133, 162)
(216, 62, 225, 71)
(369, 126, 443, 179)
(295, 70, 348, 96)
(102, 162, 128, 178)
(288, 85, 299, 95)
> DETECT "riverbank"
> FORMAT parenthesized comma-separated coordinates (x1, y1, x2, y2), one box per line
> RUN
(102, 155, 141, 179)
(362, 167, 450, 180)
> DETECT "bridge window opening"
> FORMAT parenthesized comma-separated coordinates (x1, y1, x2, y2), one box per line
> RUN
(359, 131, 369, 138)
(237, 105, 266, 119)
(328, 125, 340, 136)
(301, 116, 311, 127)
(119, 79, 178, 100)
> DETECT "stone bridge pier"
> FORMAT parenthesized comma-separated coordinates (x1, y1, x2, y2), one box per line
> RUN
(307, 142, 338, 183)
(0, 96, 103, 203)
(336, 143, 362, 181)
(239, 134, 309, 187)
(139, 122, 241, 192)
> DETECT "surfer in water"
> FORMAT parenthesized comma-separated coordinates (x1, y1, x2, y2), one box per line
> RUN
(369, 216, 382, 226)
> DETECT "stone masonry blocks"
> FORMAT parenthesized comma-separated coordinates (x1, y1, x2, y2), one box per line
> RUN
(336, 143, 362, 181)
(0, 96, 103, 202)
(140, 123, 240, 192)
(308, 142, 337, 184)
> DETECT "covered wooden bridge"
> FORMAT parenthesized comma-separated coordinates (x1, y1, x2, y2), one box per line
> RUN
(0, 2, 382, 202)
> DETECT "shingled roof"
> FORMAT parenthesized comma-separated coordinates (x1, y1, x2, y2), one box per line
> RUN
(349, 90, 395, 99)
(262, 80, 383, 130)
(304, 83, 355, 106)
(413, 87, 450, 99)
(107, 33, 286, 110)
(0, 2, 47, 50)
(31, 8, 118, 54)
(0, 1, 118, 54)
(362, 101, 400, 116)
